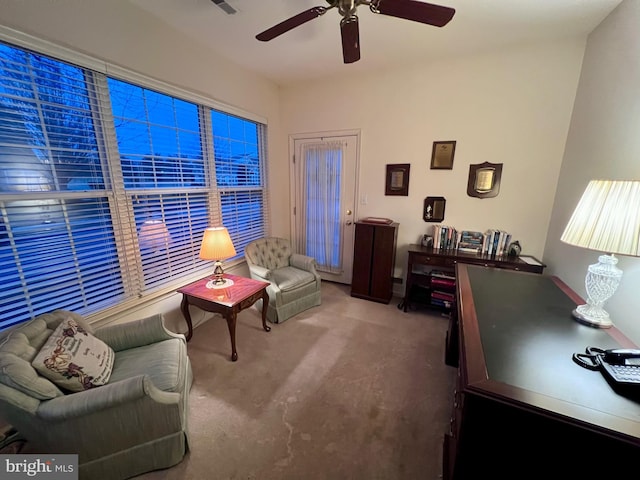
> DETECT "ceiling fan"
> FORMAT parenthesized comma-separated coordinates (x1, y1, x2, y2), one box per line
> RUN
(256, 0, 455, 64)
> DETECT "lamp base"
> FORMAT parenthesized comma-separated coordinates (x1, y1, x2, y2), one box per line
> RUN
(572, 305, 613, 329)
(206, 278, 234, 289)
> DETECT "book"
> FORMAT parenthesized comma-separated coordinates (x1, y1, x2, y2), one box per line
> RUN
(431, 270, 456, 280)
(432, 290, 455, 301)
(431, 277, 456, 288)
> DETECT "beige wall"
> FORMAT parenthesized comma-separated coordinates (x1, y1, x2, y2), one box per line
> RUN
(281, 40, 585, 279)
(544, 0, 640, 343)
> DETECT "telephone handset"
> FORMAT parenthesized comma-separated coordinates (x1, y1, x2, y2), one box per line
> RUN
(572, 346, 640, 386)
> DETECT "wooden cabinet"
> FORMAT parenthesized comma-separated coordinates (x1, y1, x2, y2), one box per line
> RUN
(350, 221, 398, 304)
(401, 245, 545, 314)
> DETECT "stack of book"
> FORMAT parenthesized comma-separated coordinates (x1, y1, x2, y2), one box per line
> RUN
(482, 229, 512, 256)
(427, 225, 514, 257)
(430, 270, 455, 309)
(432, 225, 458, 250)
(457, 230, 484, 254)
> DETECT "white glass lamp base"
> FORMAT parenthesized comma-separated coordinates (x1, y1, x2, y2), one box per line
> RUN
(572, 305, 613, 328)
(572, 253, 621, 329)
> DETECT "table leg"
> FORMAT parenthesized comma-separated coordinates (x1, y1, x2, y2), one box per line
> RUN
(180, 295, 194, 341)
(261, 289, 271, 332)
(225, 312, 238, 362)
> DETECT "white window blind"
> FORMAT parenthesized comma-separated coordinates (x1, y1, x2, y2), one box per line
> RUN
(0, 41, 268, 330)
(212, 111, 266, 253)
(0, 44, 128, 327)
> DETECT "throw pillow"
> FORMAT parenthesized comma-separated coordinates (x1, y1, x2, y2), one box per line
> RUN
(31, 317, 115, 392)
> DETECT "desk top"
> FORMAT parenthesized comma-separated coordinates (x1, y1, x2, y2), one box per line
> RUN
(177, 274, 269, 307)
(457, 264, 640, 444)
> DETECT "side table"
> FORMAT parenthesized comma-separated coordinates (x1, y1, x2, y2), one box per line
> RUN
(177, 274, 271, 361)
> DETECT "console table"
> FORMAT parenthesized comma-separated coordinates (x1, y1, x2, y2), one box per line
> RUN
(445, 264, 640, 479)
(400, 245, 545, 313)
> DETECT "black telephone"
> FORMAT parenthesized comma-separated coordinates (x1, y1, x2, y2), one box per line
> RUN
(572, 346, 640, 386)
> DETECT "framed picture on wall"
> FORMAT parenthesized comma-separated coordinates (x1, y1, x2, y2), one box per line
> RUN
(467, 162, 503, 198)
(385, 163, 410, 196)
(430, 141, 457, 170)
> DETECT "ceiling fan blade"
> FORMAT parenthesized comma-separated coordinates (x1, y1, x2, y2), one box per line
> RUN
(370, 0, 455, 27)
(256, 6, 328, 42)
(340, 15, 360, 64)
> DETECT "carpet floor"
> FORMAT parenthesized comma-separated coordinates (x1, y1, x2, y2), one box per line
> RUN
(135, 281, 456, 480)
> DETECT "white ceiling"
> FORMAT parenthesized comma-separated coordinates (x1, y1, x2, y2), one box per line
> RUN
(128, 0, 622, 86)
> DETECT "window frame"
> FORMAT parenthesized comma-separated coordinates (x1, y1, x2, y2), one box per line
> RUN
(0, 27, 269, 328)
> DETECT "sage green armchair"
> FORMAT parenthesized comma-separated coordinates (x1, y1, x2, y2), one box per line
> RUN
(244, 237, 321, 323)
(0, 309, 192, 479)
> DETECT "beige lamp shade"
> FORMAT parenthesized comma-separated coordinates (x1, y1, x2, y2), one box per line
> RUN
(199, 227, 237, 261)
(561, 180, 640, 257)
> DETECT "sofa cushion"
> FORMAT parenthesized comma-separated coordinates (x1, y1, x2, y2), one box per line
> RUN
(108, 338, 186, 393)
(0, 335, 64, 399)
(32, 316, 115, 392)
(0, 310, 88, 400)
(272, 266, 316, 292)
(246, 237, 292, 271)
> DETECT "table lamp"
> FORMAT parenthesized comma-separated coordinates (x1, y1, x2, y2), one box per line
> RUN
(560, 180, 640, 328)
(199, 226, 237, 289)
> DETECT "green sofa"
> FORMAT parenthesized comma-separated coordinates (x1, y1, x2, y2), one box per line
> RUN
(0, 309, 192, 479)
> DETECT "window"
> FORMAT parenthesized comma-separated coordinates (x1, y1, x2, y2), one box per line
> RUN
(211, 111, 266, 249)
(0, 41, 268, 330)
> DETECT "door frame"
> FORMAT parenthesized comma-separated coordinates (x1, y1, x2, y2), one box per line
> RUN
(288, 129, 361, 280)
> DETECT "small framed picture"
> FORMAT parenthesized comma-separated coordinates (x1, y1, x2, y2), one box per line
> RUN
(430, 141, 457, 170)
(423, 196, 446, 222)
(385, 163, 410, 196)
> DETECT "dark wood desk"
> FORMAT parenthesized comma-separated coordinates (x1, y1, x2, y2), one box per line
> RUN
(178, 274, 270, 361)
(446, 264, 640, 479)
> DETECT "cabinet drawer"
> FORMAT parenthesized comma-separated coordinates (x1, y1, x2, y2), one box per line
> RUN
(412, 255, 457, 268)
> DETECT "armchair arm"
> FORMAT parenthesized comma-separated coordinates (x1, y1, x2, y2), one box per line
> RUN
(248, 264, 272, 280)
(291, 253, 318, 273)
(37, 375, 178, 421)
(35, 375, 184, 459)
(94, 313, 184, 351)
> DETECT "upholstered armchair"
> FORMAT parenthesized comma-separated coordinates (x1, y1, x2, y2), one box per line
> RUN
(244, 237, 321, 323)
(0, 309, 192, 479)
